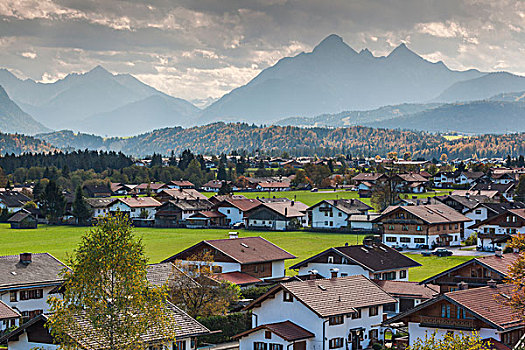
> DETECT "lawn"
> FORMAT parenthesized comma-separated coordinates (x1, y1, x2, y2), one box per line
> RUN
(0, 223, 476, 282)
(405, 254, 474, 282)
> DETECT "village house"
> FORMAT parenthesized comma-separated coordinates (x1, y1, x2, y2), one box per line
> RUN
(390, 173, 429, 193)
(108, 197, 161, 224)
(246, 201, 309, 231)
(82, 184, 112, 198)
(0, 300, 20, 333)
(0, 302, 211, 350)
(154, 198, 213, 227)
(419, 252, 519, 293)
(470, 208, 525, 251)
(463, 202, 525, 237)
(374, 204, 471, 249)
(201, 180, 229, 192)
(135, 182, 170, 194)
(307, 199, 372, 230)
(255, 182, 291, 192)
(0, 191, 31, 213)
(490, 172, 516, 185)
(351, 173, 387, 197)
(0, 253, 68, 325)
(436, 194, 492, 214)
(186, 210, 227, 227)
(470, 183, 516, 202)
(162, 235, 295, 283)
(8, 209, 38, 229)
(208, 194, 247, 205)
(85, 197, 115, 219)
(289, 241, 421, 281)
(235, 275, 397, 350)
(213, 197, 262, 226)
(383, 283, 525, 349)
(156, 188, 207, 203)
(110, 183, 136, 195)
(372, 280, 438, 316)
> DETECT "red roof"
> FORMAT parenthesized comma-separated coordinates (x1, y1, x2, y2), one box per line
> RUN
(234, 321, 314, 341)
(192, 210, 226, 218)
(0, 300, 19, 320)
(372, 280, 438, 299)
(258, 182, 290, 188)
(219, 198, 261, 212)
(117, 197, 161, 208)
(212, 271, 261, 285)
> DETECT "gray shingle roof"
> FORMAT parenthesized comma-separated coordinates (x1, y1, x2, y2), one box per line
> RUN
(0, 253, 68, 290)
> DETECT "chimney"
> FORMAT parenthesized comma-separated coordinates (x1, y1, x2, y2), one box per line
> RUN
(330, 268, 339, 279)
(291, 201, 294, 206)
(20, 253, 32, 265)
(457, 281, 468, 290)
(345, 242, 349, 246)
(229, 232, 239, 239)
(308, 269, 318, 280)
(495, 249, 503, 258)
(487, 279, 497, 288)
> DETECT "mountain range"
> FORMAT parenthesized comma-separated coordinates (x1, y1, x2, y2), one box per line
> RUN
(0, 85, 50, 135)
(2, 34, 525, 136)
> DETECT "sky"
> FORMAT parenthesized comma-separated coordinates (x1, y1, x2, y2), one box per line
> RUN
(1, 0, 524, 104)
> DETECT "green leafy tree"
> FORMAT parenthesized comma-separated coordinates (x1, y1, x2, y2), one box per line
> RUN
(516, 175, 525, 202)
(218, 182, 232, 195)
(72, 186, 92, 225)
(47, 213, 173, 350)
(371, 178, 398, 212)
(408, 331, 492, 349)
(39, 179, 66, 224)
(217, 162, 227, 181)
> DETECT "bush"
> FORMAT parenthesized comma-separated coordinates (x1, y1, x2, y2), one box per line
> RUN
(504, 245, 514, 254)
(241, 285, 272, 300)
(463, 233, 477, 246)
(197, 312, 252, 344)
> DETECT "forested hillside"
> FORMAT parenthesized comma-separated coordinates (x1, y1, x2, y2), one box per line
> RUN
(0, 133, 57, 155)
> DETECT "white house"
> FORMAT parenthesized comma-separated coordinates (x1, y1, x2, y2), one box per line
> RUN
(0, 191, 32, 213)
(85, 197, 116, 218)
(162, 235, 296, 284)
(307, 199, 372, 230)
(384, 284, 525, 349)
(246, 201, 309, 231)
(470, 208, 525, 251)
(289, 242, 421, 281)
(214, 198, 262, 225)
(0, 301, 20, 333)
(236, 275, 397, 350)
(463, 202, 525, 237)
(0, 302, 211, 350)
(108, 197, 161, 220)
(0, 253, 68, 327)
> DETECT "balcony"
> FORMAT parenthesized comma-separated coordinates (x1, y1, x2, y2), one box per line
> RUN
(419, 315, 477, 330)
(438, 276, 497, 285)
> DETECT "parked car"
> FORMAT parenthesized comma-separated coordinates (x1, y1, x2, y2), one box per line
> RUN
(432, 248, 453, 257)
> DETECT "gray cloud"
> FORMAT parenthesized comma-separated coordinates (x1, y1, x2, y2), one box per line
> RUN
(0, 0, 524, 100)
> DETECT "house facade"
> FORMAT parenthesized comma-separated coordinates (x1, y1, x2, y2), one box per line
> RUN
(246, 201, 309, 231)
(289, 242, 421, 281)
(236, 275, 397, 350)
(214, 198, 262, 225)
(374, 204, 471, 249)
(307, 199, 372, 230)
(108, 197, 161, 221)
(471, 208, 525, 251)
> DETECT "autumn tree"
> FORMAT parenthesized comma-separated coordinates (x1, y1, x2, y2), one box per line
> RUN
(48, 213, 173, 350)
(371, 178, 398, 212)
(408, 331, 492, 350)
(170, 251, 240, 318)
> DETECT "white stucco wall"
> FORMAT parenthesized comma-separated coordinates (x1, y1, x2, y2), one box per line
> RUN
(296, 263, 370, 279)
(310, 206, 348, 229)
(464, 207, 488, 237)
(8, 332, 58, 350)
(218, 207, 244, 225)
(383, 233, 461, 249)
(177, 260, 241, 274)
(271, 260, 286, 279)
(1, 286, 57, 314)
(109, 202, 157, 219)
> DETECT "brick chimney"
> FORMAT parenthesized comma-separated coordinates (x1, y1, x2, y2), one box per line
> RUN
(308, 269, 318, 280)
(330, 268, 339, 279)
(19, 253, 32, 265)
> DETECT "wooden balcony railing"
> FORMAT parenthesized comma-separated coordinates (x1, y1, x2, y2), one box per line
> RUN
(419, 316, 477, 330)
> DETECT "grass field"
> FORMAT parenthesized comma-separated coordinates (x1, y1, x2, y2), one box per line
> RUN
(0, 224, 476, 282)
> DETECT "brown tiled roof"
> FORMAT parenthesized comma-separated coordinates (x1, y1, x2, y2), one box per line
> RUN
(0, 300, 20, 320)
(158, 189, 207, 200)
(192, 210, 226, 218)
(146, 262, 195, 288)
(395, 173, 429, 183)
(136, 183, 166, 190)
(471, 183, 515, 194)
(117, 197, 161, 208)
(447, 284, 525, 331)
(163, 237, 296, 264)
(372, 280, 438, 299)
(452, 190, 499, 198)
(219, 198, 262, 212)
(470, 209, 525, 229)
(0, 253, 68, 290)
(258, 201, 308, 218)
(170, 180, 195, 187)
(477, 253, 520, 276)
(7, 209, 33, 223)
(379, 204, 471, 224)
(86, 197, 116, 208)
(289, 242, 421, 272)
(247, 275, 396, 317)
(307, 199, 372, 215)
(352, 173, 386, 182)
(212, 271, 262, 285)
(258, 182, 290, 188)
(234, 321, 314, 341)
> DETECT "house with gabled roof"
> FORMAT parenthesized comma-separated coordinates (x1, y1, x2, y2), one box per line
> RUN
(213, 197, 262, 226)
(289, 242, 421, 281)
(391, 173, 429, 193)
(383, 284, 525, 349)
(245, 201, 309, 231)
(463, 201, 525, 237)
(0, 253, 68, 324)
(108, 196, 161, 222)
(0, 191, 31, 213)
(85, 197, 116, 219)
(371, 279, 438, 316)
(470, 208, 525, 251)
(374, 204, 471, 249)
(235, 275, 397, 350)
(154, 198, 213, 227)
(419, 253, 519, 294)
(156, 188, 207, 202)
(307, 199, 372, 230)
(0, 302, 211, 350)
(162, 235, 296, 282)
(470, 183, 516, 202)
(0, 300, 20, 332)
(351, 173, 387, 197)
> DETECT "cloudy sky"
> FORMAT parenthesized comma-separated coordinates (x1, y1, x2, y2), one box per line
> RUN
(1, 0, 524, 103)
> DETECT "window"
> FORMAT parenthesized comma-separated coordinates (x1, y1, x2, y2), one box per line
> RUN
(173, 341, 186, 350)
(386, 237, 397, 242)
(351, 309, 361, 319)
(338, 212, 342, 217)
(283, 291, 293, 302)
(402, 225, 408, 231)
(227, 209, 231, 214)
(265, 331, 272, 339)
(475, 210, 482, 214)
(254, 342, 267, 350)
(414, 238, 425, 243)
(369, 306, 379, 316)
(382, 271, 396, 280)
(325, 221, 329, 225)
(399, 270, 407, 279)
(329, 315, 344, 325)
(20, 289, 43, 300)
(437, 225, 440, 231)
(269, 344, 283, 350)
(416, 226, 422, 231)
(327, 256, 334, 263)
(400, 237, 411, 243)
(329, 338, 344, 349)
(10, 291, 17, 302)
(455, 224, 458, 229)
(330, 221, 333, 226)
(373, 274, 381, 279)
(368, 329, 378, 340)
(388, 225, 394, 230)
(441, 304, 451, 318)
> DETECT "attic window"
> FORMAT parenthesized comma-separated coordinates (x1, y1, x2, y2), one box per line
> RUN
(328, 256, 334, 263)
